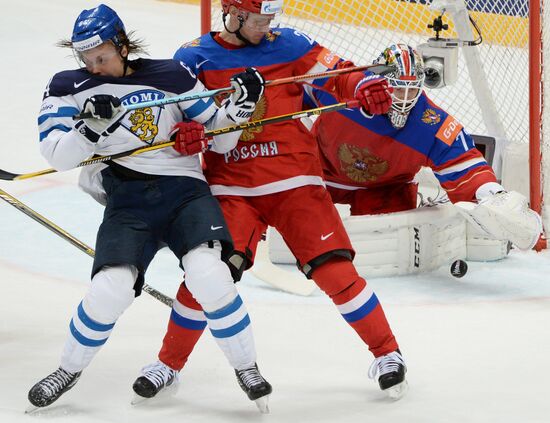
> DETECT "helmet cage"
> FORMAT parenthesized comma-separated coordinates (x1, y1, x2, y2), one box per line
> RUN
(385, 73, 425, 115)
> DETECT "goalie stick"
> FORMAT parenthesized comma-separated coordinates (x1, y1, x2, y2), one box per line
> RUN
(250, 237, 317, 296)
(0, 100, 360, 181)
(74, 64, 393, 119)
(0, 187, 173, 307)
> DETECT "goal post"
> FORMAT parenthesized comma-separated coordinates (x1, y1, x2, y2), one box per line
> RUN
(529, 0, 543, 247)
(200, 0, 548, 250)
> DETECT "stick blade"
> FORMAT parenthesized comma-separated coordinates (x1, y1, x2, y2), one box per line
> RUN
(0, 169, 20, 181)
(250, 241, 317, 296)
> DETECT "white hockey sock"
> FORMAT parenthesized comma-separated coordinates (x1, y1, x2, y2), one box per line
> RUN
(60, 265, 137, 373)
(204, 294, 257, 370)
(182, 243, 257, 370)
(61, 300, 116, 373)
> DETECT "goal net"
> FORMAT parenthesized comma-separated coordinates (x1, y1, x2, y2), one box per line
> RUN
(202, 0, 548, 247)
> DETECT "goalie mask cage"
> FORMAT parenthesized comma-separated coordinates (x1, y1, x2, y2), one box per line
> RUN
(200, 0, 548, 250)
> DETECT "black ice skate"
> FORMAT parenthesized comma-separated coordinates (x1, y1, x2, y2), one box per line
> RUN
(368, 349, 408, 400)
(27, 367, 82, 408)
(132, 360, 178, 403)
(235, 363, 272, 413)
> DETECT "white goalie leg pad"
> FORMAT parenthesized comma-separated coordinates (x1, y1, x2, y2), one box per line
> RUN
(269, 204, 467, 278)
(344, 204, 466, 277)
(61, 264, 138, 373)
(465, 220, 510, 261)
(455, 191, 542, 250)
(182, 242, 256, 370)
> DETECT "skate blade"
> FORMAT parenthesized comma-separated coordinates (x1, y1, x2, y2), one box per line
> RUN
(131, 380, 179, 406)
(130, 395, 150, 405)
(25, 405, 40, 414)
(254, 395, 270, 414)
(385, 380, 409, 400)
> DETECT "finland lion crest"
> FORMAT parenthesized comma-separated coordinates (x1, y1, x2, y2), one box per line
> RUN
(128, 107, 159, 143)
(120, 90, 165, 144)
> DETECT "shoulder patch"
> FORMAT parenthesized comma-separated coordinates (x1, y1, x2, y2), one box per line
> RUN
(181, 38, 201, 48)
(436, 115, 463, 146)
(265, 30, 281, 42)
(316, 47, 340, 68)
(421, 108, 441, 125)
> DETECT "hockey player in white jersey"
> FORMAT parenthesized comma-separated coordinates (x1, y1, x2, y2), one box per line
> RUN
(28, 4, 271, 412)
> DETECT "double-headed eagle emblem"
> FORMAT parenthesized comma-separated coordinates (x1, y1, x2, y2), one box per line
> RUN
(338, 144, 388, 182)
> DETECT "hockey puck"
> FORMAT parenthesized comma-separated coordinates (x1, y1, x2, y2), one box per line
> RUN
(450, 259, 468, 278)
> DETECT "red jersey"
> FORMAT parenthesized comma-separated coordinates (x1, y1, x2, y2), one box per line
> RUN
(173, 28, 358, 196)
(307, 90, 497, 204)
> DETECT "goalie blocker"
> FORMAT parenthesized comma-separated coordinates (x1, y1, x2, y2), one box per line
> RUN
(267, 199, 533, 278)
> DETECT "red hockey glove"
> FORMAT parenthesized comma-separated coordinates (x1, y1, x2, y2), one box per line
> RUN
(354, 75, 393, 115)
(171, 121, 209, 156)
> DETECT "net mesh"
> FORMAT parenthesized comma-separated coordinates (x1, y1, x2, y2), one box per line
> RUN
(209, 0, 549, 236)
(211, 0, 530, 141)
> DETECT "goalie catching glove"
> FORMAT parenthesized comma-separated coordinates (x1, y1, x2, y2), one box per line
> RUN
(354, 75, 393, 115)
(171, 121, 210, 156)
(74, 95, 125, 144)
(225, 67, 265, 123)
(455, 190, 543, 250)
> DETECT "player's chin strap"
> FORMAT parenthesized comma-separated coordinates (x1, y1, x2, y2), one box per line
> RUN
(118, 48, 130, 76)
(222, 13, 255, 46)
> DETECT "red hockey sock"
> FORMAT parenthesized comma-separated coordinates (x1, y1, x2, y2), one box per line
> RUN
(311, 258, 398, 357)
(158, 282, 206, 371)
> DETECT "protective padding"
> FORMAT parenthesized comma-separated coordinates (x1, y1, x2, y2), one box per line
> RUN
(270, 204, 467, 277)
(181, 243, 236, 312)
(61, 264, 137, 373)
(84, 264, 138, 323)
(310, 257, 360, 297)
(456, 191, 543, 250)
(465, 222, 510, 261)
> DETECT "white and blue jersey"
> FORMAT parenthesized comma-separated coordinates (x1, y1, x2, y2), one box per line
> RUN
(38, 58, 241, 203)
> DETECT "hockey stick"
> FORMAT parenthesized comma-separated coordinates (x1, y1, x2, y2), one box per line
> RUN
(250, 236, 317, 296)
(0, 187, 315, 297)
(1, 100, 360, 181)
(73, 63, 392, 119)
(0, 188, 173, 307)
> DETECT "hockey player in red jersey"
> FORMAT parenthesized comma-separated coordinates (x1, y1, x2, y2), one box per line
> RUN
(307, 44, 542, 251)
(132, 0, 408, 402)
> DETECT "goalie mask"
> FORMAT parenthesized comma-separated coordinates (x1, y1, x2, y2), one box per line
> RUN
(375, 44, 425, 129)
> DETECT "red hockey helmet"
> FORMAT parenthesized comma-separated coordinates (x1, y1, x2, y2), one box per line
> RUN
(221, 0, 283, 15)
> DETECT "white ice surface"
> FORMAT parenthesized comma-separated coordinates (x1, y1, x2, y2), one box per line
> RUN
(0, 1, 549, 422)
